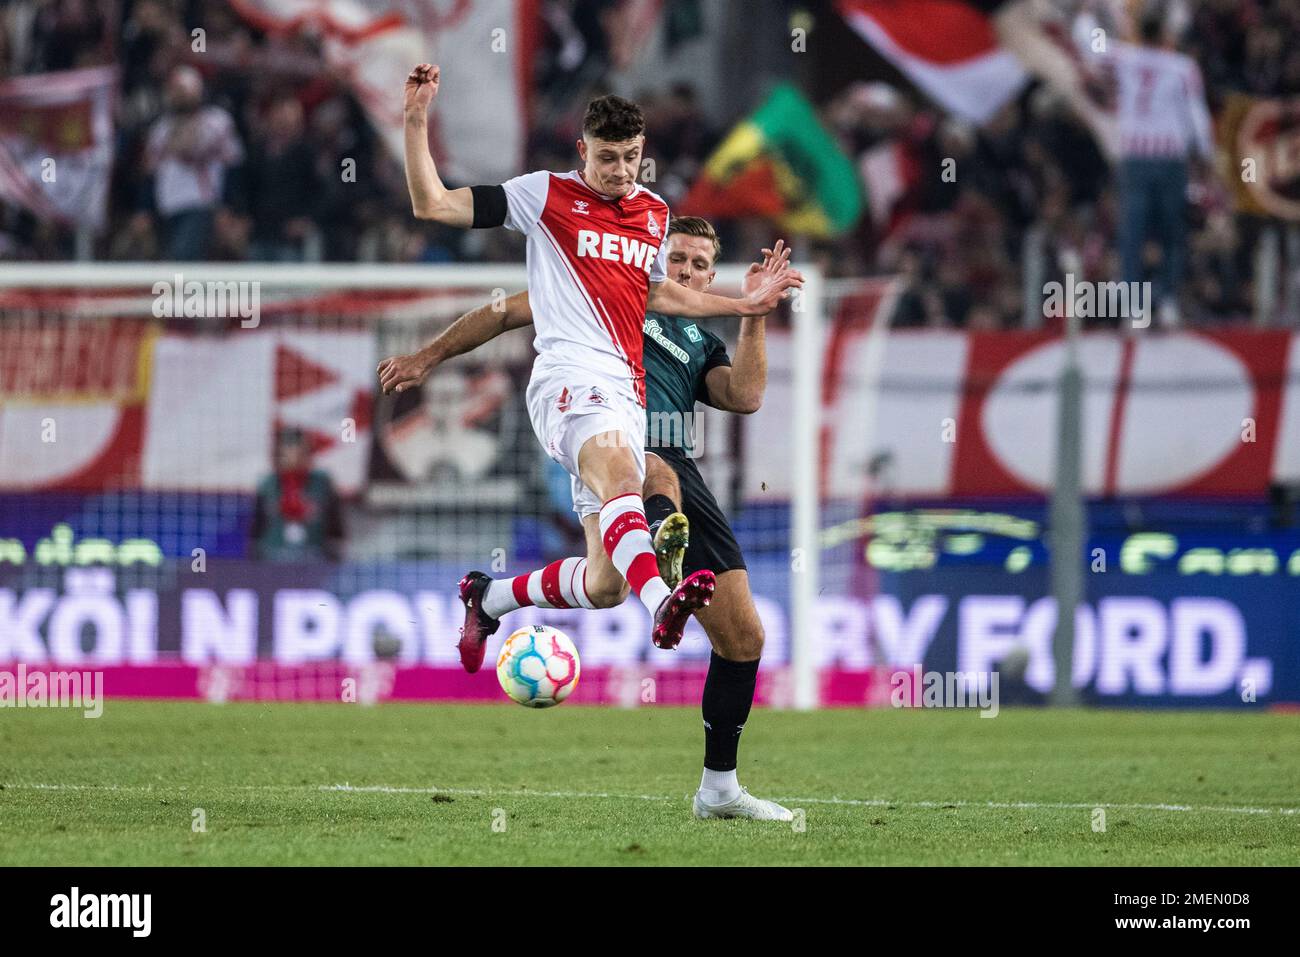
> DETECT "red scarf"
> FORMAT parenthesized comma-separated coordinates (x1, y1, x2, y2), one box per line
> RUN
(279, 468, 310, 521)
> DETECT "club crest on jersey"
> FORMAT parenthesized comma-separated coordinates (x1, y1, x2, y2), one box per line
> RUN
(585, 386, 608, 405)
(572, 199, 589, 215)
(576, 229, 657, 273)
(684, 323, 702, 343)
(647, 211, 661, 238)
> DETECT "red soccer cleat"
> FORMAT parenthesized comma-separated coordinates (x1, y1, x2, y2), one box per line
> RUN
(457, 571, 501, 673)
(651, 569, 715, 650)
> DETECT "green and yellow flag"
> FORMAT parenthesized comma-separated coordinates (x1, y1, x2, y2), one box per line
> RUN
(681, 83, 863, 238)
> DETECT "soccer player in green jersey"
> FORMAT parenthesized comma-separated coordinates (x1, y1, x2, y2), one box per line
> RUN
(379, 218, 790, 821)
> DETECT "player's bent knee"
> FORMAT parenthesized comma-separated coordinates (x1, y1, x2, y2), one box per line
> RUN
(609, 478, 642, 500)
(643, 454, 682, 504)
(586, 577, 630, 608)
(708, 622, 763, 662)
(594, 472, 642, 505)
(731, 629, 764, 662)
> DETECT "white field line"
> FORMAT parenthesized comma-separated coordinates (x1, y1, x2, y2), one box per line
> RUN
(5, 782, 1300, 817)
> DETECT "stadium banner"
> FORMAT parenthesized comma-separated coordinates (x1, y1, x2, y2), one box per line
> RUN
(0, 661, 898, 709)
(0, 294, 377, 495)
(0, 497, 250, 563)
(11, 309, 1299, 502)
(0, 559, 1294, 707)
(142, 328, 376, 495)
(755, 327, 1300, 499)
(1218, 93, 1300, 220)
(0, 493, 1287, 563)
(0, 315, 153, 491)
(878, 565, 1297, 709)
(227, 0, 535, 184)
(0, 65, 117, 231)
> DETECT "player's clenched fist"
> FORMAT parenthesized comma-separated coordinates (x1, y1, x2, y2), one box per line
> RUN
(404, 63, 440, 115)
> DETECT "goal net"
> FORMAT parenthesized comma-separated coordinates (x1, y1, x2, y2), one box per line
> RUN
(0, 262, 842, 707)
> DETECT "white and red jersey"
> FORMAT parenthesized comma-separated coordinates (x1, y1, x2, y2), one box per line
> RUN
(501, 169, 670, 405)
(1109, 42, 1214, 161)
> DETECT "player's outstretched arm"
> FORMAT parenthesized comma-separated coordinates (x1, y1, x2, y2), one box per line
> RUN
(376, 291, 534, 394)
(647, 240, 802, 318)
(404, 63, 474, 226)
(704, 242, 784, 413)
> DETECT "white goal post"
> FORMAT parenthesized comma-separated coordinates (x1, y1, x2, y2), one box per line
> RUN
(0, 261, 826, 710)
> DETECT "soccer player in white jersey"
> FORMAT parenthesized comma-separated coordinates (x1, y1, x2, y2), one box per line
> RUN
(391, 63, 802, 668)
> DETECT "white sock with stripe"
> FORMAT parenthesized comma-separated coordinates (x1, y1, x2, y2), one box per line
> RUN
(598, 493, 672, 615)
(482, 557, 595, 619)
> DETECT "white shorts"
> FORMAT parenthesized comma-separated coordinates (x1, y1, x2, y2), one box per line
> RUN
(526, 363, 646, 517)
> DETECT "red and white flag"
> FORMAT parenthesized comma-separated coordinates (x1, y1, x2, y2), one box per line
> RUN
(229, 0, 535, 183)
(0, 66, 117, 231)
(837, 0, 1027, 124)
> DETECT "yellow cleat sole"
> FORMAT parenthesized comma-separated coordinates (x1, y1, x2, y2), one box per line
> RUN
(653, 512, 689, 589)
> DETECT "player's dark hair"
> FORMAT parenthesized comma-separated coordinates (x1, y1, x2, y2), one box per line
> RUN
(667, 215, 722, 265)
(582, 94, 645, 143)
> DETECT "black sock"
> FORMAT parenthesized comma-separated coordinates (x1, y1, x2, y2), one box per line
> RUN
(643, 493, 676, 535)
(702, 651, 759, 772)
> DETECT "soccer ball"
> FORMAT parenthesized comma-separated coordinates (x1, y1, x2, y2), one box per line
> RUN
(496, 625, 581, 708)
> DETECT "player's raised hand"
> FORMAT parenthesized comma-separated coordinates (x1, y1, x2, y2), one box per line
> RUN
(404, 63, 440, 116)
(739, 239, 804, 315)
(740, 239, 792, 298)
(377, 350, 436, 395)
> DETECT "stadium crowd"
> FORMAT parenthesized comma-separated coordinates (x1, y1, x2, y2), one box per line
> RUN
(1, 0, 1298, 328)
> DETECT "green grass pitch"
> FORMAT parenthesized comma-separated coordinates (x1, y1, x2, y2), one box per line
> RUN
(1, 702, 1296, 865)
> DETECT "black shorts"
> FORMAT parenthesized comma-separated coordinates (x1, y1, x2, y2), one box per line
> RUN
(647, 446, 746, 576)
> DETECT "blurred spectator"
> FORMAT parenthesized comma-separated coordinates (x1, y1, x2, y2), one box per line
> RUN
(143, 65, 244, 260)
(250, 427, 345, 562)
(119, 0, 187, 130)
(241, 94, 319, 262)
(106, 211, 159, 261)
(1110, 12, 1216, 328)
(209, 206, 252, 261)
(29, 0, 108, 71)
(537, 0, 616, 107)
(307, 96, 385, 262)
(0, 0, 1294, 333)
(643, 83, 721, 205)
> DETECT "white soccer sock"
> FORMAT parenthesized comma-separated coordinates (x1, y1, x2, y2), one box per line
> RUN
(598, 494, 672, 615)
(560, 558, 598, 609)
(482, 557, 595, 619)
(699, 767, 740, 804)
(482, 579, 520, 619)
